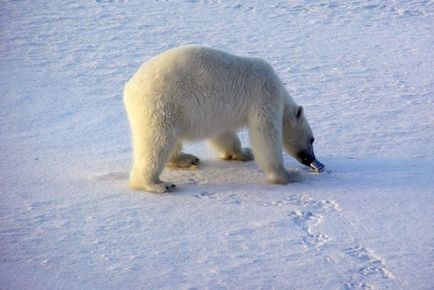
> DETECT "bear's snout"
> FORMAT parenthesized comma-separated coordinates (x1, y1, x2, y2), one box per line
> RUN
(296, 150, 316, 166)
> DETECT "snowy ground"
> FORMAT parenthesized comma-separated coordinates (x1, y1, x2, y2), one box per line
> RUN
(1, 0, 433, 289)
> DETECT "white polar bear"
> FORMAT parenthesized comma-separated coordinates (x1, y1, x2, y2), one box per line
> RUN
(124, 45, 318, 193)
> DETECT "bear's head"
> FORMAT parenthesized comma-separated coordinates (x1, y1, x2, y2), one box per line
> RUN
(282, 105, 316, 166)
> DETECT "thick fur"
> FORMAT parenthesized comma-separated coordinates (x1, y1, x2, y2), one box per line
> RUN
(124, 45, 315, 192)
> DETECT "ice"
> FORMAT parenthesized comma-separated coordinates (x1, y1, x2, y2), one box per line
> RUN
(1, 1, 433, 289)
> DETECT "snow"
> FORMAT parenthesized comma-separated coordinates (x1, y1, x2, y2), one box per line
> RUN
(1, 0, 433, 289)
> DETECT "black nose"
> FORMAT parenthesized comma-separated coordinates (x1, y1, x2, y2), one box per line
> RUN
(297, 150, 316, 166)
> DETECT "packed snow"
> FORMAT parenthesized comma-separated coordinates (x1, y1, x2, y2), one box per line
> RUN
(1, 0, 433, 289)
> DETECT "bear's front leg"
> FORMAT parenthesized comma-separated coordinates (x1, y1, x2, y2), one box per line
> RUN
(265, 166, 291, 184)
(248, 106, 291, 184)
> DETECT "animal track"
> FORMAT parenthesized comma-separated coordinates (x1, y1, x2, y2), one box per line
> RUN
(343, 246, 395, 289)
(259, 194, 339, 250)
(302, 232, 330, 249)
(288, 210, 322, 230)
(191, 190, 394, 289)
(194, 191, 218, 199)
(288, 210, 329, 249)
(256, 194, 340, 250)
(185, 175, 209, 186)
(257, 194, 395, 288)
(284, 194, 340, 212)
(345, 246, 394, 279)
(345, 280, 374, 290)
(258, 193, 340, 212)
(257, 200, 288, 207)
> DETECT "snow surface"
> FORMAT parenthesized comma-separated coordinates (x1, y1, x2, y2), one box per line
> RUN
(1, 0, 433, 289)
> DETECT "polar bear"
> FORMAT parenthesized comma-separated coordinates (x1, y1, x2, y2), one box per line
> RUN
(124, 45, 318, 193)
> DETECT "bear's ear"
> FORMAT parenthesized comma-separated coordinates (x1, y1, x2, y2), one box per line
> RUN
(296, 106, 304, 119)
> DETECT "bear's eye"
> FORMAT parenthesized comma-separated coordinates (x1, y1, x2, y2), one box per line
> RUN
(310, 138, 314, 144)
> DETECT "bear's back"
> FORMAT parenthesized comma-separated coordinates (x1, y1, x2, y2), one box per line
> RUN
(130, 45, 274, 93)
(125, 46, 286, 139)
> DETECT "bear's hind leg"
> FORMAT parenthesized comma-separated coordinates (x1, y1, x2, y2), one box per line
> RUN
(209, 131, 253, 161)
(166, 142, 200, 169)
(128, 124, 178, 193)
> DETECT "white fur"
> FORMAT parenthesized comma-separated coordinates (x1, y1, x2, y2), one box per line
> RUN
(124, 45, 314, 192)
